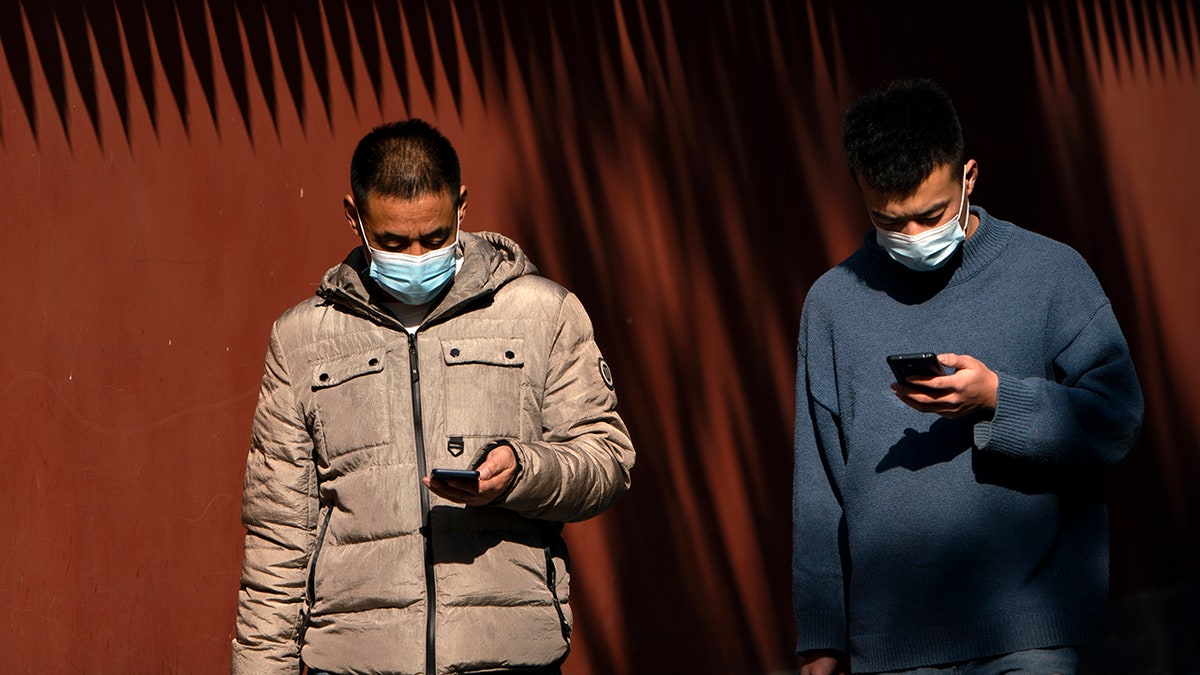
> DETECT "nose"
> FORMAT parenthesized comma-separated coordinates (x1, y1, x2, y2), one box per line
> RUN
(398, 243, 431, 256)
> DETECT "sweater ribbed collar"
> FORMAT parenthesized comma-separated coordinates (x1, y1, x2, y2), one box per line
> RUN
(849, 206, 1013, 292)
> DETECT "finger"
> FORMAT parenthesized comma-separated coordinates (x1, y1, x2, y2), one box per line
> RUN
(475, 456, 501, 481)
(476, 461, 498, 481)
(480, 461, 516, 483)
(899, 391, 959, 414)
(477, 444, 516, 481)
(938, 352, 976, 372)
(425, 480, 455, 500)
(894, 384, 951, 405)
(427, 479, 478, 503)
(443, 478, 482, 494)
(919, 374, 956, 391)
(895, 377, 952, 395)
(907, 400, 941, 414)
(896, 395, 936, 413)
(425, 482, 455, 501)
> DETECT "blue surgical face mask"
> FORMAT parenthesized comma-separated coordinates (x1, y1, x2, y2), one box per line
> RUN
(873, 168, 969, 271)
(357, 211, 460, 305)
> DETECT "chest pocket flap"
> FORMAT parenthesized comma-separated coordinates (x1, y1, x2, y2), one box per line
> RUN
(311, 350, 386, 390)
(441, 338, 524, 438)
(441, 338, 524, 367)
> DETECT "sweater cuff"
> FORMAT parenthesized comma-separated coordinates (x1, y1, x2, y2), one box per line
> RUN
(973, 372, 1039, 456)
(794, 609, 848, 654)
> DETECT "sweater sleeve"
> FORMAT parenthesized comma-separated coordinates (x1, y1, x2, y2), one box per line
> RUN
(232, 325, 319, 675)
(496, 292, 635, 522)
(792, 308, 849, 654)
(974, 299, 1143, 471)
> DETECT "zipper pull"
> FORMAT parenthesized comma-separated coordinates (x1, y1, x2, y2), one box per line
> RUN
(409, 338, 419, 383)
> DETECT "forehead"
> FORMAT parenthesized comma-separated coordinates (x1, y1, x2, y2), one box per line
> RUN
(863, 163, 959, 217)
(362, 191, 456, 224)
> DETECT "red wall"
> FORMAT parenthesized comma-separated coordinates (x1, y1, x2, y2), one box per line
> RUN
(1, 2, 1196, 672)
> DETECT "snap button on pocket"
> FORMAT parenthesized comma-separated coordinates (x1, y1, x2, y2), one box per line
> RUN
(311, 350, 387, 390)
(441, 339, 523, 367)
(309, 350, 390, 454)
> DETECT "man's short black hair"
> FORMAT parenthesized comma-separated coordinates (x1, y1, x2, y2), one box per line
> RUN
(350, 119, 461, 217)
(841, 79, 964, 198)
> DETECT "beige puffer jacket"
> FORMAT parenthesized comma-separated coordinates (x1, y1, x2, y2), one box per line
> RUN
(232, 232, 635, 675)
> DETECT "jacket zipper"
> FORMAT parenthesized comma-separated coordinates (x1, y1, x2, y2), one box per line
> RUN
(297, 504, 334, 648)
(318, 286, 442, 673)
(543, 545, 570, 643)
(408, 334, 437, 675)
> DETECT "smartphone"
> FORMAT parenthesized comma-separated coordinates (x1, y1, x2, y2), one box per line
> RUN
(430, 468, 480, 481)
(886, 352, 948, 384)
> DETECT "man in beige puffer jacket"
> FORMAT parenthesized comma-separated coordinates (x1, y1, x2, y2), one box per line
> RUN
(232, 119, 635, 675)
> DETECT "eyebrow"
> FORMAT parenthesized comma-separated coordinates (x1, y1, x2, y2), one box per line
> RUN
(376, 224, 454, 245)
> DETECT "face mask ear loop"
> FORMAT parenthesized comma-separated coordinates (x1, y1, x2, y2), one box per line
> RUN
(354, 209, 374, 265)
(450, 201, 466, 261)
(957, 165, 970, 235)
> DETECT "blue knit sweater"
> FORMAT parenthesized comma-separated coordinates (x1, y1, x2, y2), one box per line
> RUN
(792, 207, 1143, 672)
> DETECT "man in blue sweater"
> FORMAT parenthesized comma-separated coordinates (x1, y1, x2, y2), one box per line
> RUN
(792, 79, 1143, 675)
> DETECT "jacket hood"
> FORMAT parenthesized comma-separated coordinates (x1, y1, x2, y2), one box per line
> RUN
(317, 230, 539, 325)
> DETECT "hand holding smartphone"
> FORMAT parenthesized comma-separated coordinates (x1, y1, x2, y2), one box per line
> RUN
(426, 443, 516, 506)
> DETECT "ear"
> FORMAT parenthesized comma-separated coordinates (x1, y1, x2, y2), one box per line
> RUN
(963, 159, 979, 197)
(457, 185, 468, 224)
(343, 194, 361, 234)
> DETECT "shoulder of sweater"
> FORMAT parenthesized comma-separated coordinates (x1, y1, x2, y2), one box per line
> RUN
(803, 251, 865, 304)
(813, 236, 883, 284)
(962, 209, 1098, 295)
(797, 250, 876, 337)
(981, 210, 1090, 268)
(980, 210, 1108, 302)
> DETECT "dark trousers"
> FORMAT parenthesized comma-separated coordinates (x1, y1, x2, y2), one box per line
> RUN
(309, 662, 561, 667)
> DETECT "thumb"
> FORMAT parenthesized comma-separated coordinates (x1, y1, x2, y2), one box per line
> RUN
(475, 443, 514, 480)
(937, 352, 966, 371)
(476, 459, 497, 481)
